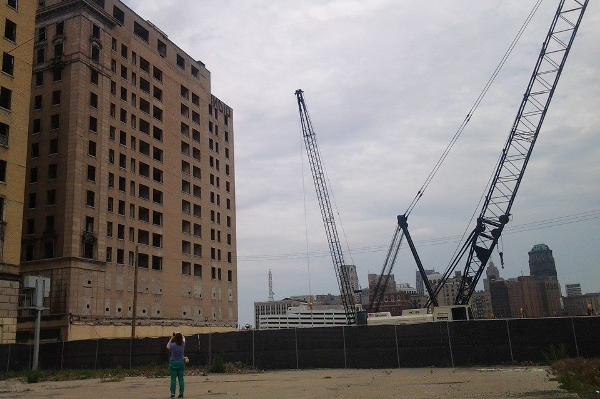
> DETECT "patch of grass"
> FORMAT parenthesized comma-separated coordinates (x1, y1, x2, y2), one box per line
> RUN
(552, 358, 600, 398)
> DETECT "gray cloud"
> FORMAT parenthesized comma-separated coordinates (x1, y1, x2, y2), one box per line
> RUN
(123, 0, 600, 325)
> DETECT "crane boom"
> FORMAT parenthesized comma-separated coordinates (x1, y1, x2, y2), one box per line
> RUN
(451, 0, 589, 304)
(295, 90, 357, 323)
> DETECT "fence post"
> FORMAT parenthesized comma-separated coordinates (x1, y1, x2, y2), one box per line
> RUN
(252, 329, 255, 369)
(129, 338, 133, 369)
(506, 319, 514, 362)
(208, 333, 212, 366)
(294, 328, 299, 370)
(95, 339, 99, 370)
(60, 341, 64, 370)
(571, 317, 580, 358)
(342, 326, 347, 369)
(394, 325, 400, 368)
(446, 322, 454, 367)
(6, 343, 9, 372)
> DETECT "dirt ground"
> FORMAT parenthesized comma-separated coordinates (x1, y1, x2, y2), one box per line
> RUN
(0, 367, 576, 399)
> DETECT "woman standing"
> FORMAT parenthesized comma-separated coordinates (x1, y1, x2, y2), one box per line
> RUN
(166, 332, 186, 398)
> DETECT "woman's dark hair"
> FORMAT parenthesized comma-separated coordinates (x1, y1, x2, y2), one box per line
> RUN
(174, 333, 183, 346)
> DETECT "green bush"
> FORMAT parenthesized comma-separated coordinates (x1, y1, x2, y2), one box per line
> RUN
(26, 370, 40, 384)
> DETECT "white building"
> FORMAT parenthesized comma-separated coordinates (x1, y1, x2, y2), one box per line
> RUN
(254, 299, 303, 329)
(258, 304, 347, 329)
(565, 284, 582, 297)
(397, 283, 417, 295)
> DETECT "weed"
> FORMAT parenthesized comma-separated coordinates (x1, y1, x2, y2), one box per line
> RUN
(25, 370, 40, 384)
(552, 358, 600, 398)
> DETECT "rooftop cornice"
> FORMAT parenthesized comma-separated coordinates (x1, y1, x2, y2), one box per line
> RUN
(37, 0, 118, 28)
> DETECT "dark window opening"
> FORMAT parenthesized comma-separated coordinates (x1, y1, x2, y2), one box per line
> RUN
(0, 87, 12, 110)
(52, 90, 61, 105)
(4, 19, 16, 42)
(152, 256, 162, 270)
(133, 22, 149, 42)
(113, 6, 125, 24)
(91, 45, 100, 62)
(153, 66, 162, 82)
(157, 39, 166, 57)
(54, 42, 63, 57)
(140, 57, 150, 73)
(2, 52, 14, 76)
(0, 122, 8, 146)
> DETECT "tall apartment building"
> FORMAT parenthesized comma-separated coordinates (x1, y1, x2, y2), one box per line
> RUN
(471, 290, 492, 319)
(20, 0, 236, 341)
(528, 244, 557, 278)
(0, 0, 36, 344)
(430, 271, 463, 307)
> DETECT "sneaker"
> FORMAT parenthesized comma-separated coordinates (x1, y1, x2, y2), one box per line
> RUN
(170, 395, 175, 398)
(178, 395, 184, 398)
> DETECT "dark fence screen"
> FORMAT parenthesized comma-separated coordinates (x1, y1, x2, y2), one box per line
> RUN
(2, 317, 599, 372)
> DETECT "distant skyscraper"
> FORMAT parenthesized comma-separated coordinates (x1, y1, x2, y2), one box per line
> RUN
(341, 264, 360, 303)
(484, 261, 501, 292)
(416, 269, 436, 295)
(528, 244, 558, 278)
(487, 261, 500, 279)
(565, 283, 582, 297)
(342, 265, 360, 293)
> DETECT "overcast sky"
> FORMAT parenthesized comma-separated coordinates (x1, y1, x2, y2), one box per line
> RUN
(122, 0, 600, 326)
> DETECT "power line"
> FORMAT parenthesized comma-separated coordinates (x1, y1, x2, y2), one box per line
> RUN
(236, 209, 600, 262)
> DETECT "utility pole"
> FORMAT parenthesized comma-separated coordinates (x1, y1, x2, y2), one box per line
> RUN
(131, 245, 139, 338)
(22, 276, 50, 371)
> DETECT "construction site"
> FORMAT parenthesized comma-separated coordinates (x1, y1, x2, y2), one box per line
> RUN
(1, 0, 599, 397)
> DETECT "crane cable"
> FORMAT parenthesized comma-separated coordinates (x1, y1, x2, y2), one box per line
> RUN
(404, 0, 545, 217)
(300, 129, 313, 302)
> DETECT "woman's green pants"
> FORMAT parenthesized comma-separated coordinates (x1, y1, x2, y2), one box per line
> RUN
(169, 360, 185, 396)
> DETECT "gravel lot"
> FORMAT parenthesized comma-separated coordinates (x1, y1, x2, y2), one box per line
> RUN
(0, 366, 577, 399)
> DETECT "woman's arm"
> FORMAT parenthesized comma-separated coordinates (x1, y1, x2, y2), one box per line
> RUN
(166, 335, 173, 350)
